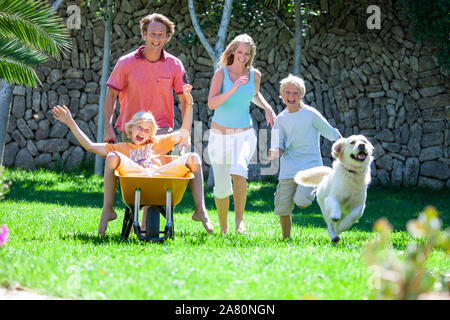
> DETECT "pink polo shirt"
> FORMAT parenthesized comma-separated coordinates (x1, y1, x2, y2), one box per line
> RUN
(106, 46, 187, 132)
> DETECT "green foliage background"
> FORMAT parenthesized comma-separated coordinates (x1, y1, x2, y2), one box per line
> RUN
(397, 0, 449, 71)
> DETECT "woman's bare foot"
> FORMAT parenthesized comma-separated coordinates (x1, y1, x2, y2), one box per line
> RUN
(236, 220, 246, 234)
(98, 209, 117, 236)
(192, 209, 213, 234)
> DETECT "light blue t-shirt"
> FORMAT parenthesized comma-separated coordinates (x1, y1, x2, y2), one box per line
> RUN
(212, 66, 255, 128)
(271, 105, 340, 179)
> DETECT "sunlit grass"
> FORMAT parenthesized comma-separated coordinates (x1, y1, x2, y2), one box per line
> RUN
(0, 168, 448, 299)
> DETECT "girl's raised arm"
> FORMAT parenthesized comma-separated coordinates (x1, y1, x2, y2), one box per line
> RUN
(52, 105, 108, 157)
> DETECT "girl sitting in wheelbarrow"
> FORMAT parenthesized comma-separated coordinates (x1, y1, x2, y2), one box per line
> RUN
(52, 84, 213, 236)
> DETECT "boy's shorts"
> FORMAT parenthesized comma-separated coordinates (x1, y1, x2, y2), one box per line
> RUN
(273, 178, 315, 216)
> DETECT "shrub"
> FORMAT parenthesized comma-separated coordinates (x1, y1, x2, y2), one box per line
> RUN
(396, 0, 450, 71)
(363, 206, 450, 299)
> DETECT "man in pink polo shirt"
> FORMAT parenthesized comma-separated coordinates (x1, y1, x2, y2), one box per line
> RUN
(103, 14, 211, 233)
(104, 13, 191, 148)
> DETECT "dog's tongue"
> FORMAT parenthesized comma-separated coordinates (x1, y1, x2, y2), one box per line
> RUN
(357, 152, 366, 160)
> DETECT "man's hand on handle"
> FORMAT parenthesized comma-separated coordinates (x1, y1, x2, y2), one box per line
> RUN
(104, 125, 116, 144)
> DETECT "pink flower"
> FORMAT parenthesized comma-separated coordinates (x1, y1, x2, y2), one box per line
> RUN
(0, 225, 8, 247)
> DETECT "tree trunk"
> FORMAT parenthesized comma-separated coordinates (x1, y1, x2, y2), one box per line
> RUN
(214, 0, 233, 64)
(0, 81, 13, 166)
(50, 0, 64, 12)
(94, 0, 113, 176)
(187, 0, 217, 64)
(0, 0, 65, 166)
(294, 0, 302, 76)
(188, 0, 233, 70)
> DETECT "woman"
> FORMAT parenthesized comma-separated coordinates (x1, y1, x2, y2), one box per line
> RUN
(207, 34, 276, 234)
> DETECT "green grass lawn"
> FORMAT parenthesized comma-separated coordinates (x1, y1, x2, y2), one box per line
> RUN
(0, 168, 448, 300)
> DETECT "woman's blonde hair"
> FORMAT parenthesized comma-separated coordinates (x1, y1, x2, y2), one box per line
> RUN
(125, 111, 158, 141)
(279, 74, 306, 99)
(218, 34, 257, 68)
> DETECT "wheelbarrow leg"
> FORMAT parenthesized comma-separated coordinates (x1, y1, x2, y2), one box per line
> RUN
(166, 189, 174, 239)
(133, 188, 145, 239)
(121, 206, 133, 240)
(169, 206, 174, 239)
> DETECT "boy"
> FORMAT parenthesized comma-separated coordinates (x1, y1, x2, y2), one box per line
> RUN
(52, 85, 213, 236)
(269, 75, 341, 239)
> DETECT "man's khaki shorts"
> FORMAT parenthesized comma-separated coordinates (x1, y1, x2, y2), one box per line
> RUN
(273, 178, 315, 216)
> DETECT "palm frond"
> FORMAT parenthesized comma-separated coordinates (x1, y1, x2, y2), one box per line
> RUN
(0, 0, 71, 59)
(0, 57, 41, 87)
(0, 37, 48, 67)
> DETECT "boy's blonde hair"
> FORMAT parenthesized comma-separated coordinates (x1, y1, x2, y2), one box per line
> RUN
(125, 111, 158, 140)
(279, 74, 306, 99)
(218, 34, 256, 68)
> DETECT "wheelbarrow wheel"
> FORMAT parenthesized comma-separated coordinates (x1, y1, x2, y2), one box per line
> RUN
(145, 206, 160, 238)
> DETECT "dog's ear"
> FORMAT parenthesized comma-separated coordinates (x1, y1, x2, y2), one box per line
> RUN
(332, 138, 344, 159)
(367, 139, 375, 153)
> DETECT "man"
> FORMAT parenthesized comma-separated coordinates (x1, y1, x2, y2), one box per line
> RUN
(103, 13, 212, 233)
(104, 13, 191, 149)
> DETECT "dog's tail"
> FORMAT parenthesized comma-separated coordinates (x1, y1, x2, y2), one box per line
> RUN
(294, 166, 333, 187)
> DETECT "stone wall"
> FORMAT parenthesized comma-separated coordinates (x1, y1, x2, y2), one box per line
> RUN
(4, 0, 449, 189)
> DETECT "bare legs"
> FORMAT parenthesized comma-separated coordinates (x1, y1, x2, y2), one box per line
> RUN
(232, 175, 247, 234)
(279, 205, 307, 239)
(186, 153, 213, 234)
(215, 196, 229, 234)
(279, 215, 291, 239)
(215, 174, 248, 234)
(98, 152, 120, 236)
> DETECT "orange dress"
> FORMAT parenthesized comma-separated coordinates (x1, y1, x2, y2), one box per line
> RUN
(104, 135, 190, 177)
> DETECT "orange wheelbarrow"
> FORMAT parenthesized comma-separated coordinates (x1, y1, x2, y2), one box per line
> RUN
(116, 155, 194, 242)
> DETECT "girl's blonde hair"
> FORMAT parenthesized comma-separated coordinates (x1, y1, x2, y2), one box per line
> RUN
(125, 111, 158, 141)
(218, 34, 257, 68)
(279, 74, 306, 99)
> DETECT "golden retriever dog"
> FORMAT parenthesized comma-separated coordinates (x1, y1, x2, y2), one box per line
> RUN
(294, 135, 374, 243)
